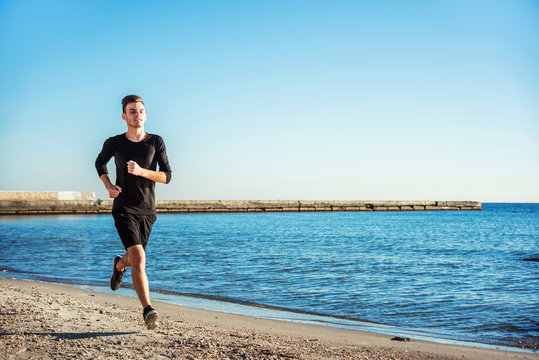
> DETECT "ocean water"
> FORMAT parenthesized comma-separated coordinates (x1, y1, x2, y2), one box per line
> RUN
(0, 203, 537, 350)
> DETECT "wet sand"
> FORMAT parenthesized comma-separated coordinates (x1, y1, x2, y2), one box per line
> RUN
(0, 278, 535, 359)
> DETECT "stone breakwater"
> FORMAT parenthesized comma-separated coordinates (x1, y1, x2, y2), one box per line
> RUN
(154, 200, 482, 213)
(0, 196, 482, 215)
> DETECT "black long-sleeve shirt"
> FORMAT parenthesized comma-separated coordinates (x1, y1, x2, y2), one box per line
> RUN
(95, 133, 172, 215)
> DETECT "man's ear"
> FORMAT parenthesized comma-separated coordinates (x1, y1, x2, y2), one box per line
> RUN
(122, 113, 126, 121)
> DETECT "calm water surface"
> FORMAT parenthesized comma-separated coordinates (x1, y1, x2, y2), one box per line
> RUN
(1, 203, 537, 349)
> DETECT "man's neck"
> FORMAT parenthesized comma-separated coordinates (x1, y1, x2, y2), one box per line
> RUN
(125, 128, 146, 142)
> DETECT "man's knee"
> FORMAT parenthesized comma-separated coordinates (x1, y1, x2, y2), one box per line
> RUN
(127, 245, 146, 270)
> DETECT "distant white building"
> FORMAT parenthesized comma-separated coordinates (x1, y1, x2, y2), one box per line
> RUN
(0, 191, 95, 201)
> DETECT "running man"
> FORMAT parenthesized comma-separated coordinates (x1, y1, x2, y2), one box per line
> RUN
(95, 94, 172, 329)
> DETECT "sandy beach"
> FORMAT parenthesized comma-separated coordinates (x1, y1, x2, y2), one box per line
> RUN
(0, 278, 536, 360)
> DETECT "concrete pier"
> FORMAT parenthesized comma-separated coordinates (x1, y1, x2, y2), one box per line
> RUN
(0, 192, 481, 215)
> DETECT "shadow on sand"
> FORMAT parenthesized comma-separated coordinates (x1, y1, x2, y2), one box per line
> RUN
(0, 331, 136, 340)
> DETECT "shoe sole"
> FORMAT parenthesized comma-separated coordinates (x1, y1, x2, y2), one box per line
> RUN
(144, 310, 159, 330)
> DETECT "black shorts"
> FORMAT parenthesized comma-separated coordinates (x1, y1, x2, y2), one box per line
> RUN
(113, 213, 156, 250)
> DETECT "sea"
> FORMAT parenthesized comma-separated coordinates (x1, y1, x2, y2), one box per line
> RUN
(0, 203, 537, 352)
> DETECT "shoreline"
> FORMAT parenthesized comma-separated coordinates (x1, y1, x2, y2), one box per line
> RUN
(1, 278, 537, 359)
(1, 271, 536, 353)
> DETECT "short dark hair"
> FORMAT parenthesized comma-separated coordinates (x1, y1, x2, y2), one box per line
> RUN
(121, 94, 145, 113)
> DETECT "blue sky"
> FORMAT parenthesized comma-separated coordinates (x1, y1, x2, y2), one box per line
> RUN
(1, 0, 537, 202)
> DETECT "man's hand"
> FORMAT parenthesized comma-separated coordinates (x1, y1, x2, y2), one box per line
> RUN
(125, 160, 167, 183)
(127, 160, 144, 176)
(108, 185, 122, 198)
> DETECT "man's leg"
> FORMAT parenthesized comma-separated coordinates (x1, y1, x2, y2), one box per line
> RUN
(124, 245, 158, 329)
(120, 245, 151, 308)
(111, 213, 158, 328)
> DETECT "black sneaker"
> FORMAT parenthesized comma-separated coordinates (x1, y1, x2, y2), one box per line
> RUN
(110, 255, 126, 291)
(143, 306, 159, 329)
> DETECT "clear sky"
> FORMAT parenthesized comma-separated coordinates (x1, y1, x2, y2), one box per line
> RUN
(1, 0, 537, 202)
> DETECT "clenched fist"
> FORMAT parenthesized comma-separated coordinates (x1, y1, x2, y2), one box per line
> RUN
(108, 185, 122, 198)
(127, 160, 144, 176)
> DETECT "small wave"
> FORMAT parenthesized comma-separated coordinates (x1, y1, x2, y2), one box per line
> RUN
(0, 267, 38, 275)
(475, 323, 525, 332)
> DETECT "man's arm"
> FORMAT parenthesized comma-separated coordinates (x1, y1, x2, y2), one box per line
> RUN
(96, 138, 122, 198)
(127, 160, 168, 184)
(155, 136, 172, 184)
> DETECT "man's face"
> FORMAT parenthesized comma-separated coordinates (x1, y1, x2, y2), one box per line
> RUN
(122, 102, 146, 128)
